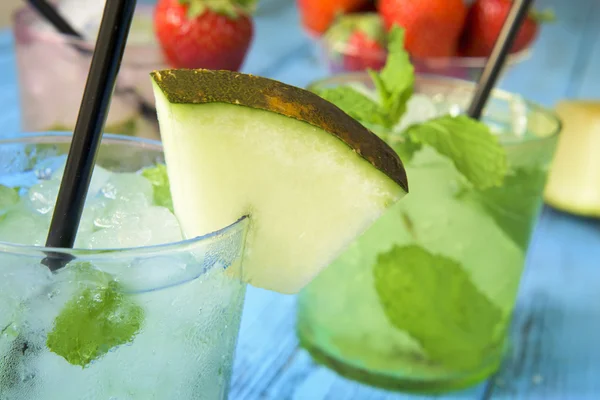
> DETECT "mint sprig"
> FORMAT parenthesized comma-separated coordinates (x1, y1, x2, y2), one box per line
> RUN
(374, 245, 504, 371)
(46, 262, 144, 367)
(369, 27, 414, 124)
(315, 87, 389, 128)
(141, 164, 174, 212)
(406, 115, 508, 189)
(0, 184, 19, 215)
(315, 25, 508, 189)
(315, 26, 414, 132)
(462, 167, 547, 249)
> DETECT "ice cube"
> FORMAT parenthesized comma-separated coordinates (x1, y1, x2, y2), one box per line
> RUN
(35, 155, 67, 181)
(137, 206, 183, 245)
(93, 198, 143, 230)
(87, 228, 124, 249)
(393, 94, 440, 133)
(78, 197, 107, 234)
(27, 180, 60, 214)
(89, 166, 113, 196)
(120, 255, 194, 292)
(0, 208, 50, 245)
(0, 257, 53, 338)
(87, 208, 181, 250)
(101, 173, 153, 204)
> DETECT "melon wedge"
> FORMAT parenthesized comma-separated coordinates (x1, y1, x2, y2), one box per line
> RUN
(150, 69, 408, 294)
(544, 101, 600, 217)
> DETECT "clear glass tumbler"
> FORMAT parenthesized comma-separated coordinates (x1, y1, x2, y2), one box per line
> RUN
(296, 74, 561, 393)
(13, 5, 166, 139)
(0, 133, 248, 399)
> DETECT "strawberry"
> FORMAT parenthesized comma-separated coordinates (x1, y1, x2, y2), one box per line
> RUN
(154, 0, 254, 71)
(324, 13, 387, 72)
(344, 30, 387, 71)
(459, 0, 550, 57)
(297, 0, 371, 36)
(378, 0, 468, 58)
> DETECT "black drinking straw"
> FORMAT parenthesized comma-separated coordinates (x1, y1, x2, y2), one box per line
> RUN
(467, 0, 534, 120)
(43, 0, 138, 271)
(25, 0, 157, 123)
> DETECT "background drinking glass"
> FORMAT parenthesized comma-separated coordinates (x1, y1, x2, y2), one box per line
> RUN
(296, 74, 561, 393)
(13, 4, 166, 139)
(0, 133, 248, 400)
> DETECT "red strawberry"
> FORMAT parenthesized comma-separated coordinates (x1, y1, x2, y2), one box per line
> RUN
(459, 0, 549, 57)
(344, 31, 387, 71)
(297, 0, 371, 36)
(324, 13, 387, 72)
(378, 0, 468, 58)
(154, 0, 254, 71)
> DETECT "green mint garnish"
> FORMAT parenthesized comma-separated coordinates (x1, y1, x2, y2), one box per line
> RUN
(314, 25, 509, 189)
(388, 135, 422, 163)
(0, 184, 19, 210)
(46, 263, 144, 367)
(315, 86, 389, 128)
(406, 115, 508, 189)
(141, 164, 174, 212)
(374, 245, 503, 371)
(315, 26, 414, 132)
(462, 167, 547, 249)
(369, 26, 414, 125)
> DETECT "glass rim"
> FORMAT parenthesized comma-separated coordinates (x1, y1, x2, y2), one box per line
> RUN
(0, 132, 249, 260)
(319, 37, 531, 68)
(307, 72, 563, 145)
(12, 4, 160, 67)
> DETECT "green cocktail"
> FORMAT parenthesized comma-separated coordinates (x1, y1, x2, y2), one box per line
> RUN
(296, 30, 561, 393)
(0, 134, 248, 399)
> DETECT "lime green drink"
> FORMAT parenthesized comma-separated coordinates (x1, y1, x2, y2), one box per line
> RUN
(296, 29, 561, 393)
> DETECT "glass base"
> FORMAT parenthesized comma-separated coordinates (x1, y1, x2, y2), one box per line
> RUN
(298, 331, 502, 394)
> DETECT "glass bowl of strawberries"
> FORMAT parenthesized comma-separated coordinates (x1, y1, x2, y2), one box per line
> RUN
(300, 0, 551, 81)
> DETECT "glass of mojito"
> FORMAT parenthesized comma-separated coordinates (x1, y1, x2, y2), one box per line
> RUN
(295, 32, 561, 392)
(0, 133, 248, 399)
(13, 4, 165, 139)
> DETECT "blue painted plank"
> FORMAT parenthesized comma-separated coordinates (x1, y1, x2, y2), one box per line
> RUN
(0, 30, 20, 134)
(500, 0, 593, 106)
(568, 1, 600, 99)
(485, 208, 600, 399)
(264, 348, 487, 400)
(241, 1, 308, 77)
(231, 288, 300, 400)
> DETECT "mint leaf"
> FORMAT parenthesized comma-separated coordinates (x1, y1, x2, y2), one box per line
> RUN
(388, 136, 422, 163)
(405, 115, 508, 189)
(315, 87, 389, 128)
(141, 164, 174, 212)
(464, 167, 547, 250)
(46, 263, 144, 367)
(374, 245, 503, 371)
(314, 26, 414, 131)
(370, 26, 414, 125)
(0, 184, 19, 211)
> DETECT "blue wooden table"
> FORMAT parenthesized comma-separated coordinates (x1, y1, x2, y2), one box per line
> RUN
(1, 0, 599, 398)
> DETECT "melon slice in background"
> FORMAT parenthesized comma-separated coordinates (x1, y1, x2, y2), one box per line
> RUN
(151, 69, 408, 294)
(544, 101, 600, 218)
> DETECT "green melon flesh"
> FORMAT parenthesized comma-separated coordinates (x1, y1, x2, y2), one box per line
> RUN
(544, 101, 600, 217)
(151, 69, 408, 294)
